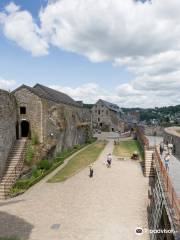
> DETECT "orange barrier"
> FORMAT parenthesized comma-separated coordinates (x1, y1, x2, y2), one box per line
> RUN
(154, 148, 180, 225)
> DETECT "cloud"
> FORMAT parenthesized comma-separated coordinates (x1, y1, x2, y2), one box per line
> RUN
(0, 2, 48, 56)
(50, 83, 108, 103)
(0, 78, 17, 90)
(1, 1, 180, 107)
(50, 78, 180, 108)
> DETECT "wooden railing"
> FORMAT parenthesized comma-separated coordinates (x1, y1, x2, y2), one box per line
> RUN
(4, 139, 27, 197)
(154, 148, 180, 226)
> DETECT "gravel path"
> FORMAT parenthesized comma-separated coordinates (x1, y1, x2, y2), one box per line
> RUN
(0, 140, 150, 240)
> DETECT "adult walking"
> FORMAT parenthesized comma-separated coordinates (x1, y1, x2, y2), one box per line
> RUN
(89, 164, 94, 178)
(107, 153, 112, 168)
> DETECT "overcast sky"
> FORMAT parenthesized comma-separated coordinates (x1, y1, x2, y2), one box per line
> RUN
(0, 0, 180, 108)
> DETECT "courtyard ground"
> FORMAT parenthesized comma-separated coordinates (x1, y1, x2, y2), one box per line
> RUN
(0, 139, 150, 240)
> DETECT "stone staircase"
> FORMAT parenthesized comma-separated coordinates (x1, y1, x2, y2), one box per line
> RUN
(0, 138, 27, 200)
(144, 148, 155, 177)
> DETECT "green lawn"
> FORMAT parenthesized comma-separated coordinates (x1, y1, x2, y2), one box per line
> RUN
(113, 140, 144, 160)
(48, 140, 107, 182)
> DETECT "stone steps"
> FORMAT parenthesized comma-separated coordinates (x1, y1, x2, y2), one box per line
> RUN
(0, 138, 27, 200)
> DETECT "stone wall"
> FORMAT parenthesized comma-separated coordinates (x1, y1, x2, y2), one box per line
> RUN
(92, 101, 124, 131)
(14, 86, 91, 157)
(0, 90, 17, 178)
(143, 125, 164, 137)
(41, 99, 90, 153)
(164, 127, 180, 157)
(14, 88, 43, 143)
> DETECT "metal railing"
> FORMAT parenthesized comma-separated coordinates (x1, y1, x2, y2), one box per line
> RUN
(3, 139, 27, 197)
(154, 148, 180, 225)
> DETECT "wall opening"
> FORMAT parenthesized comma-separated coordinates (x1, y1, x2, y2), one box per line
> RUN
(16, 122, 19, 139)
(20, 106, 26, 114)
(21, 120, 30, 138)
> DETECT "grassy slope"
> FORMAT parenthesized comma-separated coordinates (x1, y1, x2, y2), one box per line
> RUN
(113, 140, 144, 160)
(48, 140, 107, 183)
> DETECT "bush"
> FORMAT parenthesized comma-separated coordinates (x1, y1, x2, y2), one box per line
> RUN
(13, 179, 31, 190)
(25, 144, 34, 166)
(37, 159, 52, 171)
(86, 137, 97, 144)
(54, 156, 64, 163)
(32, 168, 44, 178)
(31, 133, 39, 145)
(73, 144, 81, 149)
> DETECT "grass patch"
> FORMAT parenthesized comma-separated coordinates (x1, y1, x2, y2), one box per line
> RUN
(0, 237, 20, 240)
(113, 140, 144, 160)
(48, 140, 107, 183)
(9, 139, 97, 198)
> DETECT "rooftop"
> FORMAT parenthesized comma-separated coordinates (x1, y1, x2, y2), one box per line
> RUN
(13, 84, 81, 107)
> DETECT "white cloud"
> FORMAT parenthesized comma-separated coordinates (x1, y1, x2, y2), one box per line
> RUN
(0, 78, 16, 90)
(1, 0, 180, 107)
(0, 2, 48, 56)
(50, 83, 108, 103)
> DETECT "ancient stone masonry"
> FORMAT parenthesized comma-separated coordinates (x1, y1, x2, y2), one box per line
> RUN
(92, 99, 124, 132)
(13, 84, 91, 156)
(164, 127, 180, 158)
(0, 90, 17, 178)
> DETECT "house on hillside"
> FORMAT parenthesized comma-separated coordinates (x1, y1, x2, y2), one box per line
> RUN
(91, 99, 124, 132)
(13, 84, 91, 152)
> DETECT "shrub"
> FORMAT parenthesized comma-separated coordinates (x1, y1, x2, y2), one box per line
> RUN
(73, 144, 81, 149)
(37, 159, 52, 171)
(31, 133, 39, 145)
(13, 179, 31, 189)
(25, 144, 34, 166)
(54, 156, 64, 163)
(32, 168, 44, 178)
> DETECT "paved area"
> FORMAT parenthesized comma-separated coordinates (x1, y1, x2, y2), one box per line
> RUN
(146, 136, 163, 147)
(0, 140, 150, 240)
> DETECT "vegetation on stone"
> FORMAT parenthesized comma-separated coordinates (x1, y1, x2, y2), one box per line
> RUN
(48, 140, 107, 183)
(25, 144, 35, 166)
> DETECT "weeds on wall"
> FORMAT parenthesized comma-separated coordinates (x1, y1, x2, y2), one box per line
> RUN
(25, 144, 34, 166)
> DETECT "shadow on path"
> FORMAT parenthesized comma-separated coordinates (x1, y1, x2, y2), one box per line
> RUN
(0, 200, 25, 207)
(0, 211, 33, 240)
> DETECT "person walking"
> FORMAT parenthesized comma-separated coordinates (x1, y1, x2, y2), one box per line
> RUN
(168, 142, 173, 155)
(107, 153, 112, 168)
(164, 153, 170, 171)
(89, 164, 94, 178)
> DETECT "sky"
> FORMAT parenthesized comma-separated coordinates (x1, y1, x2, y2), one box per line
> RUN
(0, 0, 180, 108)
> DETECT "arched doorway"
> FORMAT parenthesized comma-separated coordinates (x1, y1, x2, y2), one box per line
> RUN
(16, 122, 19, 139)
(21, 120, 30, 138)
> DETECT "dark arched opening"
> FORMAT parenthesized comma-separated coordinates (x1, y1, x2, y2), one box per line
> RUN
(16, 122, 19, 139)
(21, 120, 30, 138)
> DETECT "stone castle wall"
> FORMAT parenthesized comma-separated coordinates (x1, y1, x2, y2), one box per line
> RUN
(14, 87, 91, 155)
(14, 88, 43, 142)
(0, 90, 17, 178)
(42, 99, 90, 153)
(164, 127, 180, 157)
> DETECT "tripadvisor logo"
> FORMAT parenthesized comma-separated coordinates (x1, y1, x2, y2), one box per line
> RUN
(135, 227, 143, 235)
